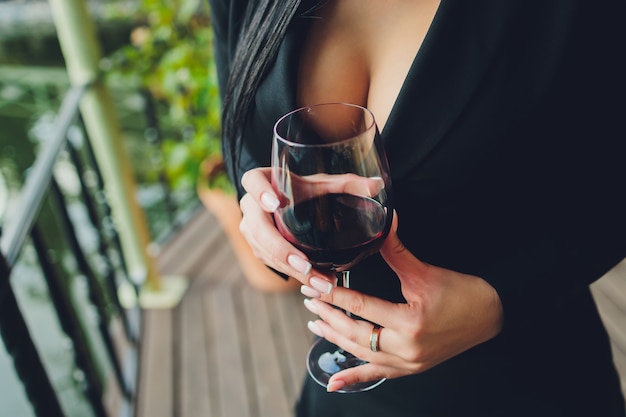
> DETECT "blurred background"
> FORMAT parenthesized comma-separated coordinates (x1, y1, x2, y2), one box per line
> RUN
(0, 1, 307, 415)
(0, 0, 228, 415)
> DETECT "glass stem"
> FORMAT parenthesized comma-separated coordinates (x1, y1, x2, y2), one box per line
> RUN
(338, 270, 352, 318)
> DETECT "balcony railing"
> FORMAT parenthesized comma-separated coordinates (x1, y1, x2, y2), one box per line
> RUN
(0, 83, 141, 417)
(0, 0, 199, 413)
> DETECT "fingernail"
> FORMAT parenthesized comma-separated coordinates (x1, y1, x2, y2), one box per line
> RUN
(327, 379, 346, 392)
(303, 298, 319, 314)
(301, 285, 321, 299)
(370, 177, 385, 193)
(307, 320, 323, 337)
(288, 255, 312, 275)
(309, 276, 335, 295)
(260, 192, 280, 212)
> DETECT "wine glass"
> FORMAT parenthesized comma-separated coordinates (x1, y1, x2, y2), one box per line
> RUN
(271, 102, 393, 393)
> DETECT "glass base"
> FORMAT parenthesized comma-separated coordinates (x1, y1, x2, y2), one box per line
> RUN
(306, 338, 386, 393)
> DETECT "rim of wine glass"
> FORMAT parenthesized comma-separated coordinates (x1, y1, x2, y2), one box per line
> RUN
(273, 102, 378, 148)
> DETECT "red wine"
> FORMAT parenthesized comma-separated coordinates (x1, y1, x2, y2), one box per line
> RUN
(276, 193, 391, 270)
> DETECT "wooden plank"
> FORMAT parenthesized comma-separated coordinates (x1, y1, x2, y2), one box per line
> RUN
(157, 209, 224, 277)
(198, 289, 222, 417)
(108, 314, 139, 400)
(610, 341, 626, 397)
(271, 291, 314, 402)
(136, 309, 173, 417)
(178, 293, 212, 417)
(591, 265, 626, 401)
(593, 268, 626, 316)
(593, 286, 626, 352)
(156, 209, 213, 268)
(205, 284, 253, 417)
(194, 235, 240, 288)
(592, 286, 626, 375)
(103, 367, 130, 417)
(241, 285, 293, 417)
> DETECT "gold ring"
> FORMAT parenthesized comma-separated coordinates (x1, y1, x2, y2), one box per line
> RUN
(369, 324, 383, 352)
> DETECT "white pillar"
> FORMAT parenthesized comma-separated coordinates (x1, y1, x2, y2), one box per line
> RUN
(48, 0, 187, 308)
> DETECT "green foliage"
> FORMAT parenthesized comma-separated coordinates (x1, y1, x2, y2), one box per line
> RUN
(105, 0, 231, 192)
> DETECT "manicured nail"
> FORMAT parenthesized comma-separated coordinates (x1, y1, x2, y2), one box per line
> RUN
(288, 255, 312, 275)
(309, 276, 335, 295)
(307, 320, 323, 337)
(327, 379, 346, 392)
(370, 177, 385, 193)
(260, 192, 280, 212)
(301, 285, 321, 299)
(303, 298, 319, 314)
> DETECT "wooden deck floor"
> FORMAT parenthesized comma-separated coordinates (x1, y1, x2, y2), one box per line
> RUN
(135, 204, 626, 417)
(136, 205, 315, 417)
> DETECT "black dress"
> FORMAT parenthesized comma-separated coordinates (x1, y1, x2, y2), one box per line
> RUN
(207, 0, 626, 415)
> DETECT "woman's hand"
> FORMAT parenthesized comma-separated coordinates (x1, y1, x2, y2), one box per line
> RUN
(239, 167, 337, 290)
(239, 167, 386, 289)
(239, 167, 315, 284)
(302, 214, 504, 392)
(239, 166, 502, 392)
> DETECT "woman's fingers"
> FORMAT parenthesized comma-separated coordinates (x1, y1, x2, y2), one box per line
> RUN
(240, 167, 314, 281)
(241, 168, 281, 211)
(303, 296, 423, 368)
(240, 168, 337, 287)
(239, 193, 313, 282)
(295, 173, 385, 198)
(317, 284, 401, 336)
(325, 362, 390, 392)
(304, 298, 381, 352)
(302, 298, 424, 392)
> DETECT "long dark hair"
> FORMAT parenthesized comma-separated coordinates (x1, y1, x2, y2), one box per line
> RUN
(221, 0, 303, 183)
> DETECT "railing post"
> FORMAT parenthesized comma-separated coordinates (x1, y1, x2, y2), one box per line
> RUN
(0, 253, 65, 417)
(47, 0, 188, 308)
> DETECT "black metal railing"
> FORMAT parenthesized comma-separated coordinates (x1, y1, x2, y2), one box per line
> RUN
(0, 83, 142, 417)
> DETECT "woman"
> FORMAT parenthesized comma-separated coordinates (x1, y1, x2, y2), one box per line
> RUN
(207, 0, 626, 415)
